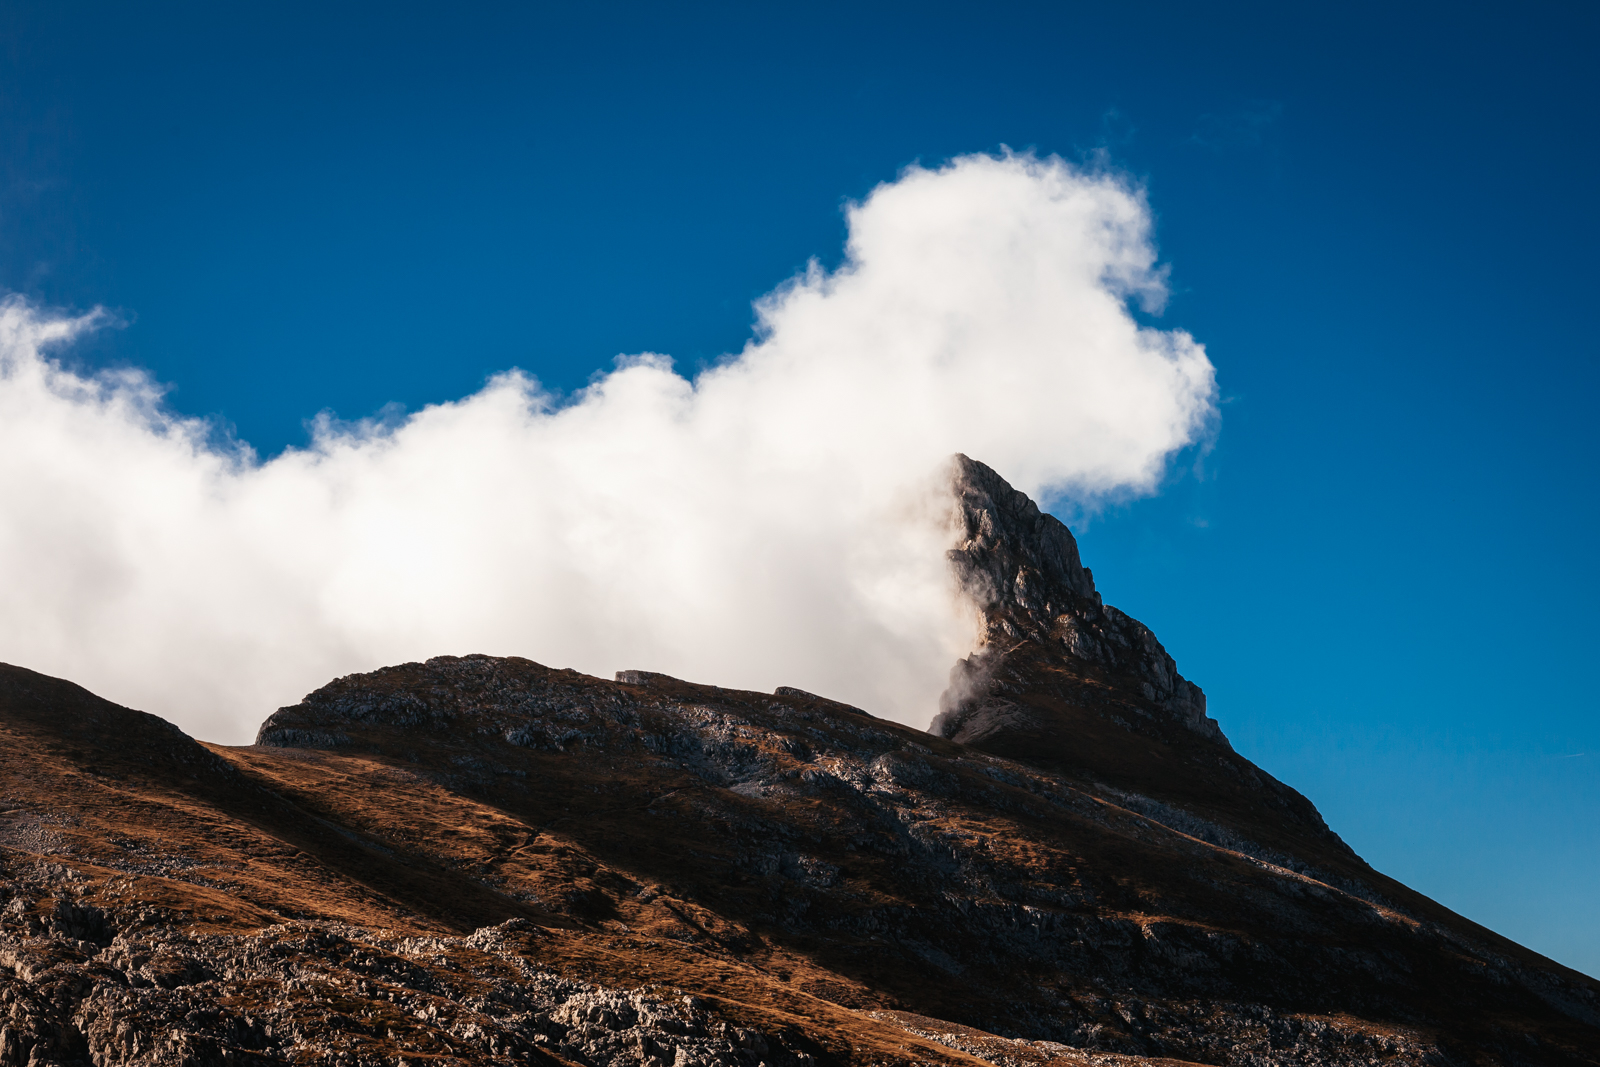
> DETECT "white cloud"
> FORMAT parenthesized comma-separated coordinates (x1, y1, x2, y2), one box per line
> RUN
(0, 152, 1216, 743)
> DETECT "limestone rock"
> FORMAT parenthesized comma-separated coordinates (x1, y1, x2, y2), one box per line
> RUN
(936, 454, 1220, 746)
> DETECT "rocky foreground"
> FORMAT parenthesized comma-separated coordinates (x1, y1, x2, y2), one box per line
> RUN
(2, 458, 1597, 1067)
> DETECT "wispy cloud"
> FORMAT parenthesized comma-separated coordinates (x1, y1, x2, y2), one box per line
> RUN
(1187, 101, 1284, 151)
(1100, 107, 1138, 148)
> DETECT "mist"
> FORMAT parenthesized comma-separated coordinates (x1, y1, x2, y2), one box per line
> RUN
(0, 152, 1217, 743)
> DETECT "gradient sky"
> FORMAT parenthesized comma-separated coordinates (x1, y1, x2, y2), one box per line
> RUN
(2, 1, 1596, 975)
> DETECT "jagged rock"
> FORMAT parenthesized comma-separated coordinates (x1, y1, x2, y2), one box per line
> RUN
(0, 896, 815, 1067)
(936, 454, 1218, 745)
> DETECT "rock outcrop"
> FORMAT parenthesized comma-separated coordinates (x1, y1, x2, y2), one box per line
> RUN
(0, 898, 814, 1067)
(933, 456, 1345, 859)
(936, 454, 1218, 746)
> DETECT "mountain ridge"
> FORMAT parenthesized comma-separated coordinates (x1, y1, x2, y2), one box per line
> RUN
(0, 457, 1596, 1067)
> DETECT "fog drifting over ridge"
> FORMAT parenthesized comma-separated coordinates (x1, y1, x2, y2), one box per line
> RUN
(0, 153, 1217, 744)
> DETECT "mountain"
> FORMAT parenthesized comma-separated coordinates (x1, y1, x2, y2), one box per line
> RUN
(1, 457, 1596, 1067)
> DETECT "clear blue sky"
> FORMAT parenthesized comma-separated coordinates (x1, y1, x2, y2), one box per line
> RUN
(3, 2, 1596, 975)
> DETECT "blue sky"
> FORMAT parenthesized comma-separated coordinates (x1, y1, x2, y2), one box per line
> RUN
(2, 1, 1597, 974)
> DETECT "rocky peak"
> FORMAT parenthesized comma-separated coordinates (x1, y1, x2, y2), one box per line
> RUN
(936, 454, 1223, 745)
(944, 454, 1101, 628)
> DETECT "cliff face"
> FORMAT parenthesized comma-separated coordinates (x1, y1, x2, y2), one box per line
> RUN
(934, 455, 1345, 861)
(936, 454, 1216, 744)
(1, 460, 1598, 1067)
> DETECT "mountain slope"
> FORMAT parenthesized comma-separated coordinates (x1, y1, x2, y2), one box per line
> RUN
(1, 458, 1596, 1067)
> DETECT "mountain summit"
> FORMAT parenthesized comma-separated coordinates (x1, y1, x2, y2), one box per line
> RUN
(1, 459, 1597, 1067)
(935, 456, 1346, 859)
(937, 453, 1218, 744)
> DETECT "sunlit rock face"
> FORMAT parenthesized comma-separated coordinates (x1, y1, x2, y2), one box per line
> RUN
(1, 462, 1598, 1066)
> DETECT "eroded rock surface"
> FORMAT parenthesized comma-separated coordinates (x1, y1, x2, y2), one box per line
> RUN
(936, 454, 1219, 745)
(0, 868, 813, 1067)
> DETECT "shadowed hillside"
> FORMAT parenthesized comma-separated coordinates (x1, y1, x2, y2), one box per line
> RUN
(1, 458, 1596, 1067)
